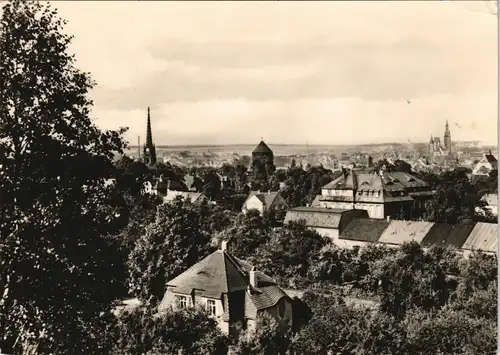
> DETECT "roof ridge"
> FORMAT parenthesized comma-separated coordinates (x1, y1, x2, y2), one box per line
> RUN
(223, 251, 248, 281)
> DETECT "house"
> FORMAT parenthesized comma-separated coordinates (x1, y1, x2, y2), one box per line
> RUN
(472, 151, 498, 177)
(477, 193, 498, 217)
(337, 217, 390, 249)
(163, 190, 207, 204)
(242, 191, 288, 216)
(158, 242, 293, 336)
(313, 170, 428, 219)
(461, 222, 498, 258)
(284, 207, 369, 242)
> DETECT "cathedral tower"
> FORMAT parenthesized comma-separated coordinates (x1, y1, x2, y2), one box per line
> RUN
(444, 120, 452, 154)
(143, 107, 157, 166)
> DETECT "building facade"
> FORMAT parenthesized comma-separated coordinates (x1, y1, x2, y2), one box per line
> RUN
(313, 170, 433, 219)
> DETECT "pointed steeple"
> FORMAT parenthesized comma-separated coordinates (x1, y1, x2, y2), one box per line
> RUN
(429, 134, 433, 144)
(143, 106, 157, 166)
(146, 107, 153, 147)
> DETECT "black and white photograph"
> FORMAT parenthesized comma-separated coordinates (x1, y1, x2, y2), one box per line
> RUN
(0, 0, 498, 354)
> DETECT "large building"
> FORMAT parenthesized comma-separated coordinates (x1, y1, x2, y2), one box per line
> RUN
(158, 242, 293, 336)
(252, 140, 274, 168)
(142, 107, 157, 166)
(429, 121, 453, 156)
(312, 170, 433, 219)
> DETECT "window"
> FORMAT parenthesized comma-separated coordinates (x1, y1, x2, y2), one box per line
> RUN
(206, 299, 216, 316)
(175, 295, 187, 309)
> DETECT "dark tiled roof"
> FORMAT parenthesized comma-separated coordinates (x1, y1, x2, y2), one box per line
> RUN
(167, 250, 249, 298)
(166, 250, 288, 313)
(248, 286, 288, 310)
(340, 218, 390, 242)
(485, 154, 498, 163)
(420, 223, 475, 248)
(252, 140, 273, 154)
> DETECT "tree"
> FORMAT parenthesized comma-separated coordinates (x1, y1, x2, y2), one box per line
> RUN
(254, 221, 329, 283)
(405, 308, 497, 355)
(112, 305, 228, 355)
(0, 1, 127, 353)
(230, 313, 291, 355)
(216, 209, 270, 259)
(291, 292, 370, 355)
(128, 199, 215, 305)
(373, 242, 449, 318)
(199, 167, 221, 200)
(423, 169, 488, 224)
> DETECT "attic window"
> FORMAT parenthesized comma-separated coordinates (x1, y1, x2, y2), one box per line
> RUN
(408, 178, 415, 182)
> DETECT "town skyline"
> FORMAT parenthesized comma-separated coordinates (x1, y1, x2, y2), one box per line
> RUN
(52, 1, 497, 146)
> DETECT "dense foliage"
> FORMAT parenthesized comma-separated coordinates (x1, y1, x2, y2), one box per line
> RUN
(112, 305, 228, 355)
(1, 0, 497, 353)
(128, 199, 215, 305)
(0, 1, 127, 353)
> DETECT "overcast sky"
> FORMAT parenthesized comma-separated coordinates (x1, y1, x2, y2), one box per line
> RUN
(51, 1, 497, 146)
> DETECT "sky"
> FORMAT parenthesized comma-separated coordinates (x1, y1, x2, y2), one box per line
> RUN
(49, 1, 498, 145)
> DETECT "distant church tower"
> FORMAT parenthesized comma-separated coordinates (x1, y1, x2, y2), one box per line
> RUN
(142, 107, 157, 166)
(444, 120, 452, 154)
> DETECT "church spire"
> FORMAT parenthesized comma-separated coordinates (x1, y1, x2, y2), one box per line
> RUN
(146, 107, 153, 147)
(444, 120, 452, 154)
(143, 106, 157, 166)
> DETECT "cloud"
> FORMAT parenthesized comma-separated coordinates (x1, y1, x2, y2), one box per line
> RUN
(93, 91, 497, 146)
(46, 1, 499, 145)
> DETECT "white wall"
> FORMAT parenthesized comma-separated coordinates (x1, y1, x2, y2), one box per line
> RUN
(243, 195, 264, 215)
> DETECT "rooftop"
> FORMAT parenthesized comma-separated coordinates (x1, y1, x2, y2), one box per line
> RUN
(252, 140, 273, 154)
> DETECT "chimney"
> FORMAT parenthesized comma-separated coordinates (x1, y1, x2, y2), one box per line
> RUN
(489, 149, 492, 155)
(249, 266, 257, 287)
(386, 215, 391, 222)
(268, 190, 271, 194)
(221, 240, 228, 252)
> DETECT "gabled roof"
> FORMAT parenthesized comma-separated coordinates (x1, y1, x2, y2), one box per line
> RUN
(462, 222, 498, 253)
(245, 191, 282, 207)
(284, 207, 368, 230)
(252, 140, 273, 154)
(420, 223, 475, 249)
(167, 250, 249, 298)
(248, 285, 288, 310)
(339, 218, 390, 242)
(378, 220, 434, 245)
